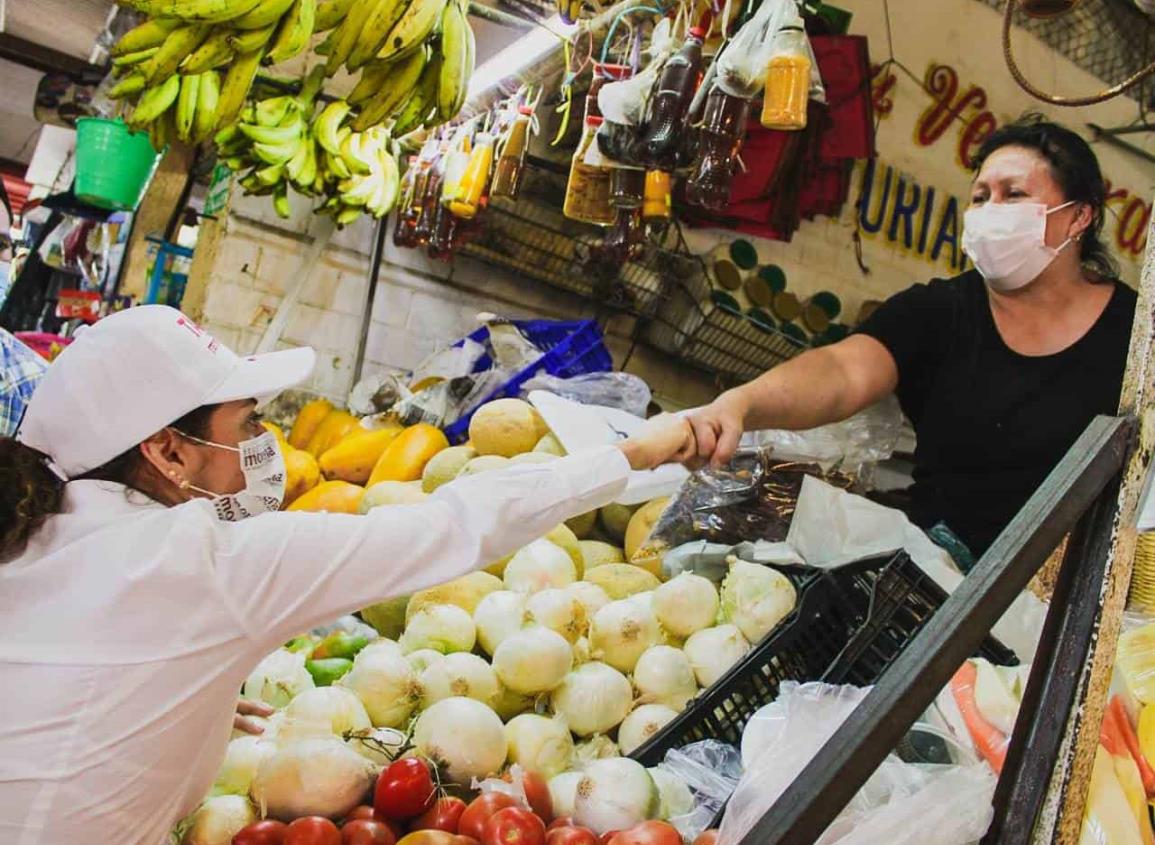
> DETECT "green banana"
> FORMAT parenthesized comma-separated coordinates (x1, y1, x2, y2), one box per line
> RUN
(254, 162, 287, 186)
(193, 71, 221, 141)
(348, 59, 393, 106)
(375, 0, 446, 63)
(148, 109, 175, 152)
(254, 95, 295, 127)
(112, 17, 180, 56)
(315, 0, 356, 30)
(130, 74, 182, 128)
(273, 183, 292, 218)
(215, 48, 264, 130)
(254, 140, 301, 164)
(285, 136, 310, 181)
(314, 100, 351, 154)
(113, 47, 160, 68)
(240, 120, 303, 146)
(179, 27, 235, 73)
(130, 0, 263, 24)
(109, 72, 148, 99)
(325, 148, 351, 179)
(346, 0, 412, 71)
(350, 47, 426, 131)
(392, 52, 439, 136)
(141, 23, 212, 83)
(340, 132, 373, 175)
(435, 0, 472, 122)
(232, 0, 296, 29)
(322, 0, 381, 75)
(175, 72, 201, 142)
(227, 22, 277, 52)
(264, 0, 316, 65)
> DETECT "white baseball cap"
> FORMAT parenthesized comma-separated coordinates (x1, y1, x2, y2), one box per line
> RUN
(17, 305, 316, 479)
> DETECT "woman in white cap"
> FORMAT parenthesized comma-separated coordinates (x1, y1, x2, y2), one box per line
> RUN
(0, 305, 695, 845)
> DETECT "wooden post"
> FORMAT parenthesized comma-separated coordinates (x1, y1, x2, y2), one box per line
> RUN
(1036, 198, 1155, 842)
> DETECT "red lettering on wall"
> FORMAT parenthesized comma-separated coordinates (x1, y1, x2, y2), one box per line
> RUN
(958, 111, 997, 169)
(872, 63, 897, 118)
(1117, 197, 1152, 257)
(915, 65, 990, 150)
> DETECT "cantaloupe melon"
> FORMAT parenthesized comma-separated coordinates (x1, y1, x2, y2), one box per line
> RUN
(359, 480, 428, 513)
(534, 433, 566, 456)
(580, 541, 626, 569)
(626, 497, 670, 561)
(422, 445, 477, 492)
(458, 455, 511, 476)
(470, 399, 543, 457)
(599, 503, 638, 544)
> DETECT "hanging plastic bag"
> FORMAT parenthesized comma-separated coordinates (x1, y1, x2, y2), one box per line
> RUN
(521, 372, 652, 419)
(714, 0, 793, 98)
(657, 740, 744, 842)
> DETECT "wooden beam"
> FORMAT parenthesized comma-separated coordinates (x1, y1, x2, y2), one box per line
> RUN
(1039, 197, 1155, 843)
(0, 33, 104, 80)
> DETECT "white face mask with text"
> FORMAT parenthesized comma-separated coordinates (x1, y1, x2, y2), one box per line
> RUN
(962, 200, 1075, 292)
(176, 429, 286, 521)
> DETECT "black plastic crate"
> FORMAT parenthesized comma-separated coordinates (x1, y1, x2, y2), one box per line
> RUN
(629, 551, 1017, 766)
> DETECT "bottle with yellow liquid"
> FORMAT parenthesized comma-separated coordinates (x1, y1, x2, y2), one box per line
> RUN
(760, 26, 810, 130)
(449, 130, 495, 220)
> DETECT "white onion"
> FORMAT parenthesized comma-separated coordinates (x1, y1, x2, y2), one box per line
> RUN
(493, 684, 537, 721)
(285, 687, 372, 736)
(400, 604, 477, 654)
(683, 625, 750, 687)
(526, 588, 588, 643)
(212, 736, 275, 797)
(242, 648, 315, 709)
(182, 795, 256, 845)
(346, 726, 407, 767)
(633, 645, 699, 711)
(650, 768, 695, 820)
(573, 757, 659, 834)
(421, 652, 500, 707)
(618, 704, 679, 755)
(414, 697, 508, 784)
(719, 561, 797, 643)
(505, 714, 576, 779)
(549, 771, 584, 818)
(474, 590, 529, 656)
(360, 638, 404, 659)
(566, 581, 612, 620)
(504, 539, 578, 593)
(573, 734, 620, 765)
(339, 644, 422, 727)
(493, 626, 574, 695)
(653, 573, 720, 639)
(589, 599, 661, 673)
(550, 662, 633, 737)
(251, 718, 377, 821)
(407, 648, 446, 675)
(572, 637, 593, 666)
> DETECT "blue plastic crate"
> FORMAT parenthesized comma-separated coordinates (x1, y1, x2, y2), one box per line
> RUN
(442, 319, 613, 443)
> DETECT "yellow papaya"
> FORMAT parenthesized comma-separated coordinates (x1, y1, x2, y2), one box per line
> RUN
(306, 410, 359, 457)
(262, 421, 287, 442)
(367, 424, 449, 487)
(286, 479, 365, 514)
(320, 426, 404, 484)
(289, 398, 334, 449)
(283, 446, 320, 506)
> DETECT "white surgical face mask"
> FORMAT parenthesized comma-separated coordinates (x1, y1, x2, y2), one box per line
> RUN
(962, 200, 1075, 292)
(176, 429, 286, 521)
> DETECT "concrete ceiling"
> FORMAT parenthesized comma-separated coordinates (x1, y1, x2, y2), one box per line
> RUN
(6, 0, 112, 60)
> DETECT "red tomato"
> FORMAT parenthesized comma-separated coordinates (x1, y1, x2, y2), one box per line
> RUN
(459, 794, 519, 842)
(285, 817, 342, 845)
(546, 819, 576, 833)
(606, 822, 681, 845)
(599, 833, 619, 845)
(545, 827, 598, 845)
(482, 807, 546, 845)
(234, 819, 288, 845)
(397, 833, 478, 845)
(346, 807, 377, 822)
(343, 820, 398, 845)
(502, 771, 552, 823)
(376, 758, 438, 820)
(690, 832, 717, 845)
(411, 797, 468, 834)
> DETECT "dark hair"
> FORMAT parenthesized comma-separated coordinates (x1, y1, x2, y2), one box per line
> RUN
(0, 405, 218, 559)
(972, 114, 1119, 282)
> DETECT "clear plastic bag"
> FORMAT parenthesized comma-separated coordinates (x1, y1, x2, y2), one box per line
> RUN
(521, 372, 652, 418)
(714, 0, 793, 98)
(477, 314, 541, 371)
(658, 740, 744, 842)
(393, 369, 513, 428)
(720, 682, 996, 845)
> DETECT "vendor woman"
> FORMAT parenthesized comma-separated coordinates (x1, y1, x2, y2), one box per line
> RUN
(689, 116, 1136, 561)
(0, 305, 695, 844)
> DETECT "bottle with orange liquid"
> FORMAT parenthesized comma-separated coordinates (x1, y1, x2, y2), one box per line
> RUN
(760, 25, 810, 130)
(449, 129, 495, 220)
(491, 105, 534, 201)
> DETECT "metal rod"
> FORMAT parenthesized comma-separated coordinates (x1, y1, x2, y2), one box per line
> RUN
(736, 414, 1135, 845)
(352, 216, 388, 387)
(468, 3, 536, 28)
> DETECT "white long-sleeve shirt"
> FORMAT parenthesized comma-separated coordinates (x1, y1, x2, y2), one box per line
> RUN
(0, 447, 630, 845)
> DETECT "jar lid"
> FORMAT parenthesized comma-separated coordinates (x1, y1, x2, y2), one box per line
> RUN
(518, 105, 535, 115)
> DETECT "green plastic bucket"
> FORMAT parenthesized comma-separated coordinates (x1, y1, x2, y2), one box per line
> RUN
(75, 118, 161, 211)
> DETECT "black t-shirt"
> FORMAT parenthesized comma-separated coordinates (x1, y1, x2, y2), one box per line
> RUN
(857, 270, 1136, 557)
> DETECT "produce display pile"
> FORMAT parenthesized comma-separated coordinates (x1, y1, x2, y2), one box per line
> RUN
(176, 393, 804, 844)
(108, 0, 475, 221)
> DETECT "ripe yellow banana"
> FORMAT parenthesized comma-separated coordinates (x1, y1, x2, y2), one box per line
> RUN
(350, 47, 426, 130)
(375, 0, 446, 63)
(112, 17, 180, 56)
(215, 48, 264, 130)
(315, 0, 355, 30)
(193, 70, 221, 141)
(346, 0, 412, 71)
(129, 0, 264, 24)
(130, 74, 182, 128)
(435, 0, 472, 122)
(392, 52, 439, 136)
(228, 21, 277, 52)
(232, 0, 296, 29)
(179, 27, 235, 73)
(141, 23, 211, 83)
(322, 0, 381, 75)
(175, 72, 201, 142)
(265, 0, 316, 65)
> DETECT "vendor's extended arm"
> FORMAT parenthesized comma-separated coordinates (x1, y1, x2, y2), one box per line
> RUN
(688, 335, 898, 467)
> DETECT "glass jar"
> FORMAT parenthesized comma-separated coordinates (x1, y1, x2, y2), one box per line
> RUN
(563, 117, 615, 226)
(760, 26, 810, 130)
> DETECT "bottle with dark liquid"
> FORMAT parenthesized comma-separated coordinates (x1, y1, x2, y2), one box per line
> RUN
(637, 27, 706, 170)
(414, 151, 445, 246)
(491, 105, 533, 200)
(685, 85, 751, 210)
(393, 156, 420, 248)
